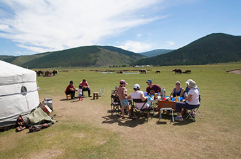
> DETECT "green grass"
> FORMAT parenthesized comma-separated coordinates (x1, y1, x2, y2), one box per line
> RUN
(1, 63, 241, 158)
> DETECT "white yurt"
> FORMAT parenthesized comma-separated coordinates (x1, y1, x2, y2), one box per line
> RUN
(0, 60, 39, 127)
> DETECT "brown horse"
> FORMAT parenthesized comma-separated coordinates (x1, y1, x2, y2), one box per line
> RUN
(36, 70, 43, 76)
(156, 70, 161, 73)
(44, 71, 52, 77)
(172, 69, 182, 74)
(183, 70, 191, 74)
(139, 69, 147, 74)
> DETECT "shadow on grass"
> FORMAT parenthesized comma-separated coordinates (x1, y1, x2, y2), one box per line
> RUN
(173, 119, 194, 126)
(102, 115, 146, 128)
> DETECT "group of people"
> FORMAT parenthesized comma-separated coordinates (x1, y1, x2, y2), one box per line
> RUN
(65, 79, 92, 100)
(115, 79, 200, 121)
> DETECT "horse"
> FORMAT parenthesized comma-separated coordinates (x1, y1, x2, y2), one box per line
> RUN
(183, 70, 191, 74)
(172, 69, 182, 74)
(117, 70, 123, 74)
(44, 71, 52, 77)
(139, 69, 147, 74)
(36, 70, 43, 76)
(156, 70, 161, 73)
(52, 70, 58, 76)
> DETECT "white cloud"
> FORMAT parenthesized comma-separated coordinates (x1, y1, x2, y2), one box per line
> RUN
(118, 40, 152, 52)
(0, 0, 167, 53)
(166, 41, 175, 46)
(137, 34, 142, 37)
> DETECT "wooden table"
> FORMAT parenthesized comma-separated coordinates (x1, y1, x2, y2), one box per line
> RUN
(158, 100, 186, 116)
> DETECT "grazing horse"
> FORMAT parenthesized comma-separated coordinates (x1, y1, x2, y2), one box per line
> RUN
(156, 70, 161, 73)
(139, 69, 147, 74)
(36, 70, 43, 76)
(52, 70, 58, 76)
(172, 69, 182, 74)
(44, 71, 52, 77)
(183, 70, 191, 74)
(117, 70, 123, 74)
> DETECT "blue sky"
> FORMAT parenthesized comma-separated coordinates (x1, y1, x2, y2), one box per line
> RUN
(0, 0, 241, 56)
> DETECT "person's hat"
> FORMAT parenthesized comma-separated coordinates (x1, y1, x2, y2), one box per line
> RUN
(134, 84, 140, 89)
(146, 79, 152, 83)
(120, 80, 128, 85)
(185, 79, 193, 84)
(176, 81, 181, 84)
(188, 80, 197, 88)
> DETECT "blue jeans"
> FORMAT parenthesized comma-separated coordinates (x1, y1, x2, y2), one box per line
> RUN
(175, 102, 200, 113)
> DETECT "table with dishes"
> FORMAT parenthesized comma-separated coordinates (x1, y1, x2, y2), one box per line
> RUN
(145, 94, 185, 117)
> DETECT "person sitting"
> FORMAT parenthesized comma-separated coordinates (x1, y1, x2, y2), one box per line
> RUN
(172, 81, 184, 97)
(65, 80, 77, 99)
(128, 84, 150, 110)
(175, 80, 200, 121)
(80, 79, 92, 97)
(146, 79, 161, 95)
(184, 79, 200, 101)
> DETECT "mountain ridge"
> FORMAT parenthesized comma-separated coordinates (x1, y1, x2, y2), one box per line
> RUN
(135, 33, 241, 66)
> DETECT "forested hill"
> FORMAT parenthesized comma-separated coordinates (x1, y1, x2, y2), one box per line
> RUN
(135, 33, 241, 66)
(139, 49, 173, 57)
(19, 46, 145, 68)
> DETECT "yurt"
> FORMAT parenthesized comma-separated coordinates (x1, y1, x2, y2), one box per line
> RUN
(0, 60, 39, 127)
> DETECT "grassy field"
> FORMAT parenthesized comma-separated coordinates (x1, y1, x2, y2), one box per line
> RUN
(1, 63, 241, 159)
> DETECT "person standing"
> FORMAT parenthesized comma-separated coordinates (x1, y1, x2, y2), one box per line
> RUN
(116, 80, 131, 119)
(78, 85, 83, 101)
(146, 79, 161, 95)
(65, 80, 77, 99)
(80, 79, 92, 97)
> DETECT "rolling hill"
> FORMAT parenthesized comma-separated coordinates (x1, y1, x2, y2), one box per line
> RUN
(19, 46, 145, 68)
(139, 49, 173, 57)
(0, 55, 16, 63)
(135, 33, 241, 66)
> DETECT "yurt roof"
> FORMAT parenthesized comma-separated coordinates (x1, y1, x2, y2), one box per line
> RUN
(0, 60, 36, 85)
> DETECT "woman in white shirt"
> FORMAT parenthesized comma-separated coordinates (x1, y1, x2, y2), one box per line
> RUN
(128, 84, 150, 110)
(175, 80, 200, 121)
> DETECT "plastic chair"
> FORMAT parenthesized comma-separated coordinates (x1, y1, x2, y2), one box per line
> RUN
(159, 108, 174, 123)
(99, 89, 105, 97)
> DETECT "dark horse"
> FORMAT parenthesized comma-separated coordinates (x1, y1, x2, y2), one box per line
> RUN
(139, 69, 147, 74)
(44, 71, 52, 77)
(36, 70, 43, 76)
(172, 69, 182, 74)
(183, 70, 191, 74)
(52, 70, 58, 76)
(156, 70, 161, 73)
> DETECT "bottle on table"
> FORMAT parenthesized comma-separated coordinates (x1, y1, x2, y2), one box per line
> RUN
(175, 95, 178, 102)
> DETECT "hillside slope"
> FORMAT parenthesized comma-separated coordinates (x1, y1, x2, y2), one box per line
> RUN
(22, 46, 145, 68)
(139, 49, 173, 57)
(136, 33, 241, 66)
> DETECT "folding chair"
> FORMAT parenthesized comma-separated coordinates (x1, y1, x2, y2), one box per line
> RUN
(131, 99, 152, 122)
(110, 95, 121, 116)
(185, 106, 201, 122)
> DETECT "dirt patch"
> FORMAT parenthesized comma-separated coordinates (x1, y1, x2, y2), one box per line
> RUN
(226, 69, 241, 74)
(27, 149, 64, 159)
